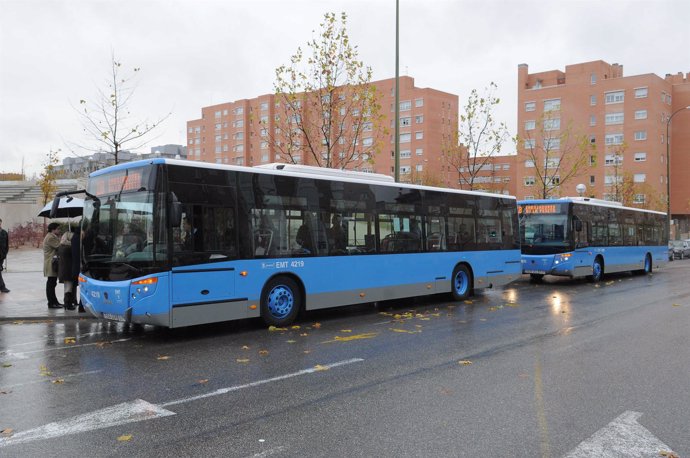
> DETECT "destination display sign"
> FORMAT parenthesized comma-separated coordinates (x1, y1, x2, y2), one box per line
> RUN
(518, 204, 561, 214)
(89, 169, 145, 196)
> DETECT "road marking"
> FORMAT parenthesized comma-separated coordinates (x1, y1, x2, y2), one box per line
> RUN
(0, 399, 175, 447)
(0, 338, 132, 360)
(1, 369, 103, 390)
(0, 358, 364, 448)
(249, 445, 289, 457)
(564, 411, 675, 457)
(160, 358, 364, 407)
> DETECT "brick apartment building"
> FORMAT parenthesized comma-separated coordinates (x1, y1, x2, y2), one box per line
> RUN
(186, 76, 461, 187)
(515, 60, 690, 235)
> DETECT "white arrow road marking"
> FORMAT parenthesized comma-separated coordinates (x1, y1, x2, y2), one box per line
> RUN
(0, 399, 175, 447)
(0, 358, 364, 448)
(564, 411, 675, 458)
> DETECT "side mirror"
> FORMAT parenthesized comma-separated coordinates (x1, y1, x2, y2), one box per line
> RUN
(170, 193, 183, 228)
(574, 220, 582, 232)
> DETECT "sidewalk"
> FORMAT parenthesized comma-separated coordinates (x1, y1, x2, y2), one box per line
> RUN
(0, 247, 96, 322)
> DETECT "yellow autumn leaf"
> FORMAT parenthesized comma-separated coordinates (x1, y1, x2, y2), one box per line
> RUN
(322, 332, 378, 343)
(259, 350, 269, 356)
(605, 281, 614, 286)
(236, 358, 250, 363)
(95, 341, 111, 348)
(458, 360, 473, 365)
(286, 339, 297, 343)
(1, 428, 13, 436)
(268, 326, 287, 332)
(299, 333, 309, 337)
(312, 322, 322, 329)
(51, 379, 65, 384)
(313, 364, 329, 371)
(340, 329, 352, 333)
(291, 325, 301, 330)
(117, 434, 133, 442)
(156, 355, 170, 361)
(672, 304, 681, 307)
(241, 345, 250, 350)
(2, 363, 12, 368)
(64, 337, 76, 344)
(464, 300, 473, 304)
(390, 328, 420, 334)
(197, 379, 209, 384)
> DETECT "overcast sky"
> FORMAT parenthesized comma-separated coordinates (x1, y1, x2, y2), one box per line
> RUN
(1, 0, 688, 177)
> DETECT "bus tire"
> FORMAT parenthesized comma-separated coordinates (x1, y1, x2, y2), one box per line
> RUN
(529, 273, 544, 282)
(587, 257, 604, 283)
(260, 276, 302, 327)
(451, 264, 473, 301)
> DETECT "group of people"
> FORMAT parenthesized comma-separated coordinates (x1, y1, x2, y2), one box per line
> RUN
(42, 222, 85, 312)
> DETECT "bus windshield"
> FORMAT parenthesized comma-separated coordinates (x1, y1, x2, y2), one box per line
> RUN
(81, 189, 168, 281)
(520, 207, 572, 255)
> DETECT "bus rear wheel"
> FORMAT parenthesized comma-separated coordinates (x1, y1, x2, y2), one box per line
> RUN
(451, 265, 473, 301)
(260, 276, 302, 327)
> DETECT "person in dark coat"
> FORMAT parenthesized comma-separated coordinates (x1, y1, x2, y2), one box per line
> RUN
(0, 218, 9, 293)
(57, 230, 76, 310)
(71, 227, 85, 313)
(43, 222, 62, 308)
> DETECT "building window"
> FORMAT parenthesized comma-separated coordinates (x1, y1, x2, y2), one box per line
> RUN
(590, 175, 595, 185)
(416, 148, 423, 156)
(590, 73, 597, 85)
(544, 138, 560, 150)
(605, 112, 624, 125)
(400, 150, 411, 158)
(260, 141, 268, 150)
(544, 118, 561, 131)
(363, 137, 374, 147)
(524, 176, 535, 186)
(415, 115, 424, 124)
(400, 166, 411, 175)
(260, 102, 268, 111)
(633, 194, 645, 204)
(416, 164, 423, 172)
(234, 107, 244, 115)
(233, 120, 244, 128)
(524, 139, 536, 149)
(634, 110, 647, 120)
(400, 133, 411, 143)
(525, 102, 536, 112)
(525, 120, 536, 131)
(634, 87, 648, 98)
(633, 173, 646, 183)
(415, 98, 424, 107)
(544, 157, 561, 169)
(524, 159, 535, 168)
(590, 95, 597, 106)
(605, 90, 625, 104)
(215, 135, 222, 142)
(400, 100, 411, 111)
(544, 99, 561, 111)
(214, 110, 222, 118)
(415, 131, 424, 140)
(605, 134, 624, 145)
(590, 115, 596, 126)
(604, 154, 623, 166)
(400, 117, 411, 126)
(214, 146, 221, 153)
(634, 131, 647, 141)
(604, 175, 623, 185)
(634, 152, 647, 162)
(233, 144, 244, 153)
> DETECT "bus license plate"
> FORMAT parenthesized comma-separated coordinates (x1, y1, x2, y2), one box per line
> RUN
(525, 270, 546, 275)
(102, 313, 126, 322)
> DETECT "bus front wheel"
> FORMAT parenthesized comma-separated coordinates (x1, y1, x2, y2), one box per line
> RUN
(260, 276, 302, 327)
(587, 258, 604, 283)
(451, 265, 473, 301)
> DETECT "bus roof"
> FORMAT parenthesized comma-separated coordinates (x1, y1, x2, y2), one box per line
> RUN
(518, 197, 666, 216)
(90, 158, 517, 201)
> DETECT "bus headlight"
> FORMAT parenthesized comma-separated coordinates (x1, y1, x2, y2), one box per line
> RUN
(554, 253, 572, 264)
(130, 277, 158, 300)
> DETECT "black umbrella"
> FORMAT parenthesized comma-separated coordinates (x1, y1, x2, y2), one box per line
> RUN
(38, 196, 84, 218)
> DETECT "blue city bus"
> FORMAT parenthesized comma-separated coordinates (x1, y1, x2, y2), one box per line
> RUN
(519, 197, 668, 282)
(55, 159, 522, 328)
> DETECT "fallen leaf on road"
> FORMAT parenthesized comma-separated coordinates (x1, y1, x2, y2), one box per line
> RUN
(672, 304, 681, 307)
(464, 300, 473, 304)
(1, 428, 13, 437)
(458, 360, 473, 366)
(322, 332, 378, 343)
(156, 355, 170, 361)
(51, 379, 65, 384)
(605, 281, 614, 286)
(340, 329, 352, 333)
(64, 337, 76, 344)
(117, 434, 133, 442)
(95, 341, 111, 348)
(241, 345, 250, 350)
(505, 303, 520, 308)
(390, 328, 420, 334)
(236, 358, 250, 363)
(291, 325, 301, 330)
(2, 363, 12, 368)
(196, 379, 209, 385)
(286, 340, 297, 343)
(299, 333, 309, 337)
(39, 365, 51, 376)
(259, 350, 269, 356)
(312, 322, 322, 329)
(268, 326, 287, 332)
(313, 364, 329, 371)
(0, 390, 11, 395)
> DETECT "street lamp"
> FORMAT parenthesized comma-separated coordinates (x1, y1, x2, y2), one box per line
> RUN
(666, 105, 690, 238)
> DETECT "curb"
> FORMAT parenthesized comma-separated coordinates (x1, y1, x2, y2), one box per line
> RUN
(0, 315, 98, 323)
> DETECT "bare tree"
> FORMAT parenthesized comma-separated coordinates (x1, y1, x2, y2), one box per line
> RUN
(272, 12, 387, 169)
(442, 83, 511, 190)
(520, 113, 593, 199)
(75, 52, 170, 164)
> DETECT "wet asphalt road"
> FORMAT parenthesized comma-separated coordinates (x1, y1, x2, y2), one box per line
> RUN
(1, 261, 689, 457)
